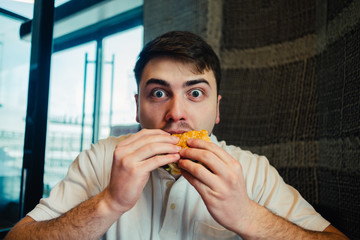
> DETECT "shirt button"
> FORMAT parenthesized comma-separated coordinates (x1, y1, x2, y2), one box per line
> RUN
(170, 203, 176, 210)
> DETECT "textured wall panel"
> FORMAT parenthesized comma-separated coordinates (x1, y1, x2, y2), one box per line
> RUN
(143, 0, 209, 43)
(318, 137, 360, 171)
(222, 0, 315, 49)
(327, 0, 354, 21)
(221, 34, 316, 69)
(316, 1, 360, 238)
(317, 169, 360, 238)
(216, 58, 318, 146)
(317, 21, 360, 138)
(246, 141, 319, 169)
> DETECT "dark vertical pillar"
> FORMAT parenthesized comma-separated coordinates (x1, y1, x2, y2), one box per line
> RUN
(92, 39, 103, 144)
(80, 53, 89, 152)
(20, 0, 55, 217)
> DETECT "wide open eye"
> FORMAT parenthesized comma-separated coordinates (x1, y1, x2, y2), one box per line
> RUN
(189, 89, 203, 98)
(151, 89, 167, 98)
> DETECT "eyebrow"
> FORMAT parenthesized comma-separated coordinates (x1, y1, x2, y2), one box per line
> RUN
(184, 79, 210, 88)
(145, 78, 170, 87)
(145, 78, 210, 88)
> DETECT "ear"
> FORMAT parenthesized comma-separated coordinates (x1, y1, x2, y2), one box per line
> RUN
(215, 94, 221, 124)
(135, 94, 139, 123)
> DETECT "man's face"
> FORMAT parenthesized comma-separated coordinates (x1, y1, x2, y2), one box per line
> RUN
(135, 57, 221, 134)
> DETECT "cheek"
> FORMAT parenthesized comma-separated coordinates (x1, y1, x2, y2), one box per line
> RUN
(207, 102, 219, 127)
(190, 103, 217, 128)
(138, 103, 163, 127)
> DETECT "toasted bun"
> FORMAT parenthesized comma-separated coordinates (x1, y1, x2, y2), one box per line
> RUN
(167, 130, 211, 175)
(172, 129, 211, 148)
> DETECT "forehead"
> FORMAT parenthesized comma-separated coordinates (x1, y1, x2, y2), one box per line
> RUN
(139, 57, 217, 89)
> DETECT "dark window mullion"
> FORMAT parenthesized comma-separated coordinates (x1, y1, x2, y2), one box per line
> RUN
(20, 0, 55, 217)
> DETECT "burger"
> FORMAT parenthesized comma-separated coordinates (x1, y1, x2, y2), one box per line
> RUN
(165, 129, 211, 175)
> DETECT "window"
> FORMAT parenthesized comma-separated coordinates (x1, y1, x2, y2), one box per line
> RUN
(100, 26, 143, 139)
(0, 2, 143, 234)
(0, 14, 31, 230)
(43, 26, 143, 195)
(43, 42, 96, 195)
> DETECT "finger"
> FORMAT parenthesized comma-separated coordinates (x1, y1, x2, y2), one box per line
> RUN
(116, 133, 179, 158)
(179, 148, 223, 176)
(181, 168, 214, 197)
(141, 153, 181, 172)
(112, 144, 181, 178)
(130, 142, 182, 161)
(187, 138, 236, 166)
(119, 128, 172, 147)
(178, 159, 220, 191)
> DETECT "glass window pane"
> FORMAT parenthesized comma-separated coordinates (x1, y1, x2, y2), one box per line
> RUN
(100, 26, 143, 139)
(0, 15, 31, 229)
(0, 1, 33, 19)
(43, 42, 96, 197)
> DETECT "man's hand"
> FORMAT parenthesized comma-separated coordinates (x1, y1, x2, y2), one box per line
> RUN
(6, 129, 181, 240)
(177, 138, 253, 233)
(104, 129, 181, 214)
(178, 138, 349, 239)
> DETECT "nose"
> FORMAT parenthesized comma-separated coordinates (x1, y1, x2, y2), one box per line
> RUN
(165, 96, 187, 122)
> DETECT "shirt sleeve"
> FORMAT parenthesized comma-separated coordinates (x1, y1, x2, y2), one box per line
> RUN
(223, 143, 330, 232)
(27, 137, 120, 221)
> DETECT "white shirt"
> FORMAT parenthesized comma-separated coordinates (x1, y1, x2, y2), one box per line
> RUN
(28, 134, 330, 239)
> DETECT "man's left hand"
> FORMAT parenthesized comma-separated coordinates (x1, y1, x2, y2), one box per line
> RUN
(178, 138, 253, 233)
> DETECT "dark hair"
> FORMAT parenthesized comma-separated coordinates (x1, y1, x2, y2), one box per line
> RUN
(134, 31, 221, 93)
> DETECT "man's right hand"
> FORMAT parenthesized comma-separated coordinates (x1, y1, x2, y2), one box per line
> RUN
(5, 129, 180, 240)
(104, 129, 181, 214)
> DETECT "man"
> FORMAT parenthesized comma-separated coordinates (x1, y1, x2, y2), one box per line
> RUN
(6, 31, 348, 239)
